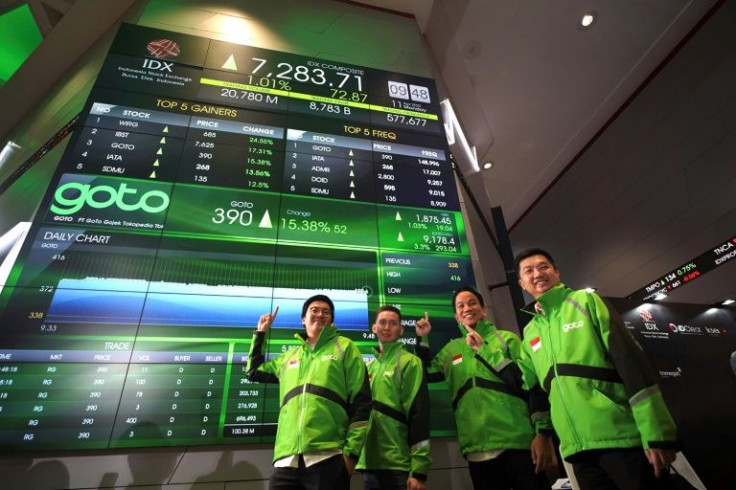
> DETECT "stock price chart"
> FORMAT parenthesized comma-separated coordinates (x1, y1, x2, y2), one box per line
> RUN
(0, 24, 473, 450)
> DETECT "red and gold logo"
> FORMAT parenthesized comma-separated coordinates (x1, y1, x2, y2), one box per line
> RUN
(146, 39, 181, 59)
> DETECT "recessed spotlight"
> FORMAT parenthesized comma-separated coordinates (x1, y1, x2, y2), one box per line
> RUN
(482, 161, 493, 170)
(723, 299, 735, 305)
(653, 293, 667, 301)
(578, 11, 597, 30)
(0, 141, 21, 170)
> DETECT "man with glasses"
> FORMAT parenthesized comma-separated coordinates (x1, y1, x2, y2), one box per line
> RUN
(357, 305, 431, 490)
(247, 294, 372, 490)
(513, 248, 677, 489)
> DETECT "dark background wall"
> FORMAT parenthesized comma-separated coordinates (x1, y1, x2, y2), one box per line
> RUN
(510, 1, 736, 309)
(608, 298, 736, 489)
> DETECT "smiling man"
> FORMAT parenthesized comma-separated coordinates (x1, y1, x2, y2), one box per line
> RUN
(357, 305, 431, 490)
(246, 295, 372, 490)
(415, 286, 556, 490)
(514, 248, 678, 490)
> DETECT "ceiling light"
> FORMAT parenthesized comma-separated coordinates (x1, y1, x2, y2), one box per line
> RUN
(578, 11, 597, 30)
(0, 221, 31, 288)
(653, 293, 667, 301)
(220, 15, 250, 43)
(482, 161, 493, 170)
(0, 141, 21, 170)
(440, 99, 480, 173)
(723, 299, 735, 306)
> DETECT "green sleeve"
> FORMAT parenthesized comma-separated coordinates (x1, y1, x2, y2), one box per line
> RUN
(516, 335, 553, 433)
(402, 355, 431, 480)
(245, 331, 279, 383)
(341, 340, 372, 460)
(590, 293, 677, 449)
(475, 330, 518, 371)
(476, 331, 552, 434)
(517, 333, 540, 390)
(415, 336, 449, 382)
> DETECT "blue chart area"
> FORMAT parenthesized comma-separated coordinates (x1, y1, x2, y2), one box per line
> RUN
(46, 282, 146, 325)
(19, 230, 377, 330)
(46, 280, 369, 329)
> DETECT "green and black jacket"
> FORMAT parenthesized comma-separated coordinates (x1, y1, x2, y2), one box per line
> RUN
(246, 324, 372, 462)
(357, 341, 431, 481)
(517, 284, 677, 460)
(415, 319, 551, 455)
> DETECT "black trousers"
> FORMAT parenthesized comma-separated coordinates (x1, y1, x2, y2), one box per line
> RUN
(269, 454, 349, 490)
(362, 469, 409, 490)
(569, 448, 675, 490)
(467, 449, 549, 490)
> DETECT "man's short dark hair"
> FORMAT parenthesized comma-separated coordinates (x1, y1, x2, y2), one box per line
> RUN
(375, 305, 402, 322)
(452, 286, 484, 309)
(301, 294, 335, 319)
(514, 248, 556, 274)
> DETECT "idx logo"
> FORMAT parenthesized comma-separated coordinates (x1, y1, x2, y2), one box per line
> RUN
(562, 321, 584, 333)
(667, 323, 702, 334)
(142, 59, 174, 72)
(51, 181, 170, 215)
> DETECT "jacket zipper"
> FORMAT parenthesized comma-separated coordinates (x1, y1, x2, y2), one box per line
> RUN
(547, 312, 584, 451)
(297, 347, 310, 453)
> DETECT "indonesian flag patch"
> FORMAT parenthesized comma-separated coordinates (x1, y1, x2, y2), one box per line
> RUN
(288, 358, 300, 368)
(452, 354, 463, 365)
(530, 337, 542, 352)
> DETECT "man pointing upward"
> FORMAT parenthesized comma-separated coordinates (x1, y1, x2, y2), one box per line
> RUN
(415, 286, 555, 489)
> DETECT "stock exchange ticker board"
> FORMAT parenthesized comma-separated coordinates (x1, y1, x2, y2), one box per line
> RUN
(0, 24, 473, 450)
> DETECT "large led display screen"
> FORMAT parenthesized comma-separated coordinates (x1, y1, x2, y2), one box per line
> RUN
(0, 24, 474, 450)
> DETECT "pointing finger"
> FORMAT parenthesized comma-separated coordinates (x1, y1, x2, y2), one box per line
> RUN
(424, 311, 429, 321)
(272, 305, 279, 318)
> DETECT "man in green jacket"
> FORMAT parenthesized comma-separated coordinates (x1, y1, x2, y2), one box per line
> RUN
(246, 295, 372, 490)
(357, 305, 431, 490)
(415, 286, 556, 489)
(514, 248, 677, 489)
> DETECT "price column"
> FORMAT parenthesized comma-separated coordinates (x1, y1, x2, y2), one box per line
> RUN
(0, 344, 129, 449)
(111, 343, 226, 447)
(224, 347, 275, 441)
(177, 112, 286, 191)
(372, 140, 459, 210)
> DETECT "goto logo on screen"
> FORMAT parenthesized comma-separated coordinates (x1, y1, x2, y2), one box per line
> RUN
(50, 181, 170, 215)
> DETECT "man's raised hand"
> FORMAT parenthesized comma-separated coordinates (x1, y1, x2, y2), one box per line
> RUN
(257, 306, 279, 332)
(416, 311, 432, 337)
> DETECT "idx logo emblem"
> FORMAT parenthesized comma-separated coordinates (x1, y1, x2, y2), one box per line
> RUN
(51, 182, 170, 215)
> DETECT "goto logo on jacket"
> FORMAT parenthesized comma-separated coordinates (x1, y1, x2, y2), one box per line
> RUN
(562, 320, 584, 333)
